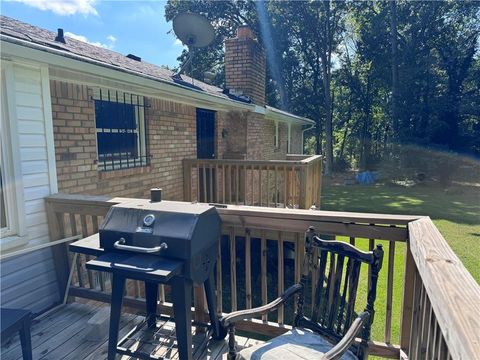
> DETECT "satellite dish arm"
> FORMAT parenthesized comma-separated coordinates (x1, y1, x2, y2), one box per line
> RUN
(173, 48, 195, 78)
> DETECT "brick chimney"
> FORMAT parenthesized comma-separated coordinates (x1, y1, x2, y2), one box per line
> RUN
(225, 25, 266, 105)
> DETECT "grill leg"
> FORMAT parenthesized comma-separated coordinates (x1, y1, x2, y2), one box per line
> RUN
(172, 277, 193, 360)
(145, 281, 158, 328)
(108, 274, 125, 360)
(204, 271, 222, 339)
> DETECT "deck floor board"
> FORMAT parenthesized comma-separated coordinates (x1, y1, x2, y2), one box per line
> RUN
(1, 302, 264, 360)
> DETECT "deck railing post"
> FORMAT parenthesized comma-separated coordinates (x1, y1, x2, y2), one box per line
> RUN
(299, 165, 308, 209)
(183, 159, 193, 202)
(46, 200, 70, 302)
(400, 243, 416, 353)
(193, 285, 208, 330)
(315, 159, 322, 208)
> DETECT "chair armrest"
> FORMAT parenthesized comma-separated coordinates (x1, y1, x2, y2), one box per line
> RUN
(221, 284, 302, 326)
(322, 312, 370, 360)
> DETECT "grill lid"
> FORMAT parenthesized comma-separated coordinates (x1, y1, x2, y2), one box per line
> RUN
(99, 199, 221, 260)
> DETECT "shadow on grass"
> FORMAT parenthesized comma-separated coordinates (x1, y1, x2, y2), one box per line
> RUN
(321, 183, 480, 226)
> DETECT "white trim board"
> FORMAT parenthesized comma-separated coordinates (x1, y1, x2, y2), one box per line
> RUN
(40, 66, 58, 194)
(1, 61, 27, 239)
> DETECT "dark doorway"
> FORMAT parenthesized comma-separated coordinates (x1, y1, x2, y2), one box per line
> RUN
(196, 108, 216, 159)
(196, 108, 216, 202)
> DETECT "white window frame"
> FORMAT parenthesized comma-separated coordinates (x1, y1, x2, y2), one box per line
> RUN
(0, 65, 26, 243)
(92, 87, 148, 171)
(0, 131, 18, 238)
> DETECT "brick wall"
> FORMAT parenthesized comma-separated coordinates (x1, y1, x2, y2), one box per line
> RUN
(290, 125, 303, 154)
(225, 26, 266, 106)
(218, 110, 284, 161)
(217, 110, 248, 159)
(51, 80, 197, 200)
(247, 113, 275, 160)
(218, 111, 303, 161)
(50, 79, 305, 201)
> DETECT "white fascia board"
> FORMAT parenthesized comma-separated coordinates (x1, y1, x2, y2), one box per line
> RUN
(265, 105, 315, 125)
(0, 37, 256, 112)
(253, 105, 266, 114)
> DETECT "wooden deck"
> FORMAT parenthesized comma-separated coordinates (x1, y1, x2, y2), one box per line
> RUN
(0, 302, 264, 360)
(37, 193, 480, 359)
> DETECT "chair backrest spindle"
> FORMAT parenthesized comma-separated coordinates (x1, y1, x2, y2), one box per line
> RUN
(295, 227, 384, 354)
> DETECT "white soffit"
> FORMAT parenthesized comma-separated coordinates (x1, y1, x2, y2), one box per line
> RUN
(265, 105, 314, 125)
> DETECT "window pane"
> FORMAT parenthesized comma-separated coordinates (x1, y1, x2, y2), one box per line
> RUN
(97, 132, 138, 157)
(95, 100, 136, 129)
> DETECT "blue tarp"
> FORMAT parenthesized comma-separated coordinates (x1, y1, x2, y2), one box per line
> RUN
(356, 171, 377, 184)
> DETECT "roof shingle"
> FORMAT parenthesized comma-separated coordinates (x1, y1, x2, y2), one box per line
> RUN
(0, 15, 243, 102)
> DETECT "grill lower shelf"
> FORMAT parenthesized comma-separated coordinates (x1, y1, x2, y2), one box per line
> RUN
(117, 315, 212, 360)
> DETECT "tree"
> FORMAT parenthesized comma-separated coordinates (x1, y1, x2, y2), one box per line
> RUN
(432, 2, 479, 149)
(164, 0, 480, 170)
(390, 0, 399, 138)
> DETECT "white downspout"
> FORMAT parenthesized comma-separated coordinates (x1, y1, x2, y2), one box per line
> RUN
(287, 123, 291, 154)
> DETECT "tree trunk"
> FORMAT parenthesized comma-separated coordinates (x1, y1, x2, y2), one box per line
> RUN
(359, 76, 372, 170)
(322, 1, 333, 176)
(315, 119, 322, 155)
(390, 0, 399, 139)
(339, 93, 353, 161)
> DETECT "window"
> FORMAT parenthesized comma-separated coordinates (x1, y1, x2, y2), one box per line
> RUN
(1, 112, 19, 238)
(94, 88, 149, 171)
(0, 64, 26, 247)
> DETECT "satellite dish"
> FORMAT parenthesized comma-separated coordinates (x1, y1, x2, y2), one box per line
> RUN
(172, 13, 215, 80)
(173, 13, 215, 48)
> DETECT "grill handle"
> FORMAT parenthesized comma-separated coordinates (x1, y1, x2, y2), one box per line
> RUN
(114, 238, 168, 254)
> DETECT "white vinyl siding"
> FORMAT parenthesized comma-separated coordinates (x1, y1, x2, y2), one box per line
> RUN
(0, 61, 59, 313)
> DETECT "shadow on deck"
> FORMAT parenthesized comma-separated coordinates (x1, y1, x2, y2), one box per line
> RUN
(0, 302, 263, 360)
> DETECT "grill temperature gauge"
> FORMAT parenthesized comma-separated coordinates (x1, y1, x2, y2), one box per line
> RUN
(143, 214, 155, 227)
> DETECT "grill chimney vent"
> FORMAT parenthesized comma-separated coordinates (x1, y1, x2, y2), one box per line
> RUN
(126, 54, 141, 62)
(55, 28, 66, 43)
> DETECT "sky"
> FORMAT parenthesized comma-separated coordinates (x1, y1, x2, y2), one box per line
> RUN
(1, 0, 186, 68)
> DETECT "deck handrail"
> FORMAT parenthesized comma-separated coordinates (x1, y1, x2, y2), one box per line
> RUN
(402, 217, 480, 359)
(183, 155, 322, 167)
(43, 193, 480, 359)
(183, 155, 322, 209)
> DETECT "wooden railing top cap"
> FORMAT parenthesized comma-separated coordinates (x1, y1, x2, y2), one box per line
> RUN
(409, 217, 480, 360)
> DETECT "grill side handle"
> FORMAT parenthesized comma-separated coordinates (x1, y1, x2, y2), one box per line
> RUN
(114, 238, 168, 254)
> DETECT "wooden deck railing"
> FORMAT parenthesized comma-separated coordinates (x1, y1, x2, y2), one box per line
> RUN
(44, 193, 480, 359)
(183, 155, 322, 209)
(399, 217, 480, 360)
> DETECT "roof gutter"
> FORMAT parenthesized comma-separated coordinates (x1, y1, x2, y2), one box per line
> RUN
(0, 35, 256, 112)
(264, 105, 315, 125)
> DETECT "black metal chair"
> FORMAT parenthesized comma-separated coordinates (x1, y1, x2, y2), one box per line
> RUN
(1, 308, 33, 360)
(221, 227, 384, 360)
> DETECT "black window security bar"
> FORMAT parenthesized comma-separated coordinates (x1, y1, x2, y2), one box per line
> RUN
(94, 89, 150, 171)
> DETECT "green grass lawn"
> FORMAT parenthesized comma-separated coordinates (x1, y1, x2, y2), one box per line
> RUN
(319, 181, 480, 344)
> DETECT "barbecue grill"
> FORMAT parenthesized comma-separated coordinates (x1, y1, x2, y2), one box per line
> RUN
(81, 190, 224, 360)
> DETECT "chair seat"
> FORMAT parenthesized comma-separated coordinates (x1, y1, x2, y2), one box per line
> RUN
(238, 328, 358, 360)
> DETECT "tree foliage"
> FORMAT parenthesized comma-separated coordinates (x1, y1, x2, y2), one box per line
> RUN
(165, 0, 480, 171)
